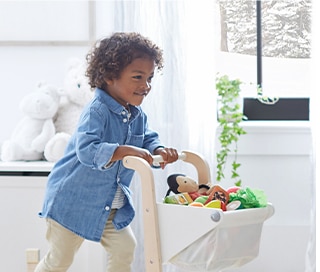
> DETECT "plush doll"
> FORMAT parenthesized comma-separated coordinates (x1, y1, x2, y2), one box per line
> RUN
(166, 174, 211, 201)
(44, 58, 93, 162)
(1, 82, 60, 161)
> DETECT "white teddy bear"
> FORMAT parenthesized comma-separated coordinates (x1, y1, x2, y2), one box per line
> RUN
(1, 82, 60, 161)
(44, 58, 93, 162)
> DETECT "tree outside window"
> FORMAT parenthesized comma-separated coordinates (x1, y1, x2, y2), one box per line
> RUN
(218, 0, 311, 58)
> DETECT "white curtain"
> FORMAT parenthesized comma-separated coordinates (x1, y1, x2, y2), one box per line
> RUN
(111, 1, 217, 271)
(305, 1, 318, 271)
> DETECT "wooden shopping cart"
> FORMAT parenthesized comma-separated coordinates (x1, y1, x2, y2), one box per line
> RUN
(123, 150, 274, 272)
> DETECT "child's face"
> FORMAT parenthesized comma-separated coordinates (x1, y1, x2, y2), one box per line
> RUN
(105, 57, 156, 107)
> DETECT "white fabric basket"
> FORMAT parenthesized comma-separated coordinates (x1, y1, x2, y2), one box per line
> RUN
(158, 203, 274, 271)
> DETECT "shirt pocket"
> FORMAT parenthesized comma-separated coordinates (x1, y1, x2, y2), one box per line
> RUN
(125, 133, 144, 147)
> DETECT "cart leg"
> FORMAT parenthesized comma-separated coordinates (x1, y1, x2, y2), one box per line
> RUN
(123, 156, 162, 272)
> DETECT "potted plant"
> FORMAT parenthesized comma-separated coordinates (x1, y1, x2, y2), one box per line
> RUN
(215, 74, 247, 186)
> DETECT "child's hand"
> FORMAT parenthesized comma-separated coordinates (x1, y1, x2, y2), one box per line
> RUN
(111, 145, 153, 165)
(154, 147, 179, 169)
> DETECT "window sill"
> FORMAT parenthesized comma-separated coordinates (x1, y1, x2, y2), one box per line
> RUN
(216, 120, 312, 156)
(241, 120, 311, 133)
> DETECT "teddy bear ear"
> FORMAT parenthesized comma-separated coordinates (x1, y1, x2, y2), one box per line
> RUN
(18, 81, 46, 111)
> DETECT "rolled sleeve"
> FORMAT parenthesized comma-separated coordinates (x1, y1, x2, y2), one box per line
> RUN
(95, 143, 119, 170)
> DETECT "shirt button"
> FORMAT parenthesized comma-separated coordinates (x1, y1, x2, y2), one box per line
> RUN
(105, 206, 110, 211)
(123, 118, 128, 123)
(122, 110, 126, 115)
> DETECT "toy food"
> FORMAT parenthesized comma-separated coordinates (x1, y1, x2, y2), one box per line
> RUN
(164, 193, 193, 205)
(164, 173, 268, 212)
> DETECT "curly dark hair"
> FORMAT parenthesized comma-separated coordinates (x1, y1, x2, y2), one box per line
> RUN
(85, 32, 164, 90)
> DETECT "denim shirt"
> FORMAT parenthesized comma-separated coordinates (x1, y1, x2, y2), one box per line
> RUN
(39, 88, 163, 242)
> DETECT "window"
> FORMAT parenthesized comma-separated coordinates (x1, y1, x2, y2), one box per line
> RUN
(215, 0, 311, 120)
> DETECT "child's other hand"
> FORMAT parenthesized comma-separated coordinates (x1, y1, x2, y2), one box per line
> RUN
(154, 147, 179, 169)
(131, 147, 154, 165)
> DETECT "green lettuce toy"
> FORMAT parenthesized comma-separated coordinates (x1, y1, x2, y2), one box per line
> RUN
(229, 187, 267, 208)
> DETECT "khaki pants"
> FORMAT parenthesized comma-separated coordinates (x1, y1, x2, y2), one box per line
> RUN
(35, 209, 136, 272)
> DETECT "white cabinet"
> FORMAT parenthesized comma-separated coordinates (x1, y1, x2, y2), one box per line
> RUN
(0, 161, 106, 272)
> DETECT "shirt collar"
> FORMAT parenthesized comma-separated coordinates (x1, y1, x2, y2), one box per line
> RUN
(95, 88, 141, 119)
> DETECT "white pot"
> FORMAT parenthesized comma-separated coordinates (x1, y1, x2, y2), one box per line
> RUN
(217, 96, 244, 122)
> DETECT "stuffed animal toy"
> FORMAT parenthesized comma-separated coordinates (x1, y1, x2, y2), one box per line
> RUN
(44, 58, 93, 162)
(166, 174, 211, 201)
(1, 82, 60, 161)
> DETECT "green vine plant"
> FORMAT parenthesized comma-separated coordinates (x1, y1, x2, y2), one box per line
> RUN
(216, 75, 247, 186)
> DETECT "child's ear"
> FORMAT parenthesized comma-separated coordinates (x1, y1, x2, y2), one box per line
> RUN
(104, 77, 113, 86)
